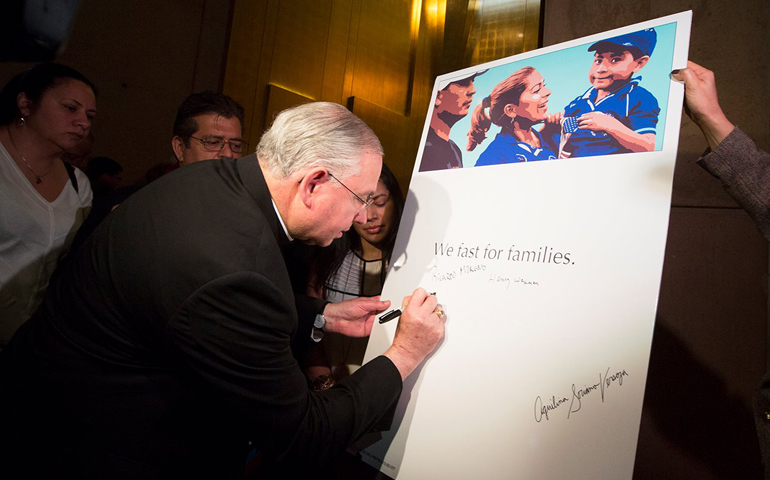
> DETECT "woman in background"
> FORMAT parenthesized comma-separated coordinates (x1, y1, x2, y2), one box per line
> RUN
(0, 63, 96, 347)
(304, 163, 405, 390)
(469, 66, 561, 165)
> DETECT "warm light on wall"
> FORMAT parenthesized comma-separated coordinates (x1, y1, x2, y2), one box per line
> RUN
(413, 0, 425, 32)
(465, 0, 540, 65)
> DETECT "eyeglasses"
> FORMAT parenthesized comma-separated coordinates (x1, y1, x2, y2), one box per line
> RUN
(328, 172, 374, 211)
(189, 135, 247, 154)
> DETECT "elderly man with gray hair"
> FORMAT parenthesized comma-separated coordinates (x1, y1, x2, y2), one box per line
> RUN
(0, 102, 445, 478)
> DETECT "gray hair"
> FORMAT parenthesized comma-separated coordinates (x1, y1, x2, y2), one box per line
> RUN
(257, 102, 383, 179)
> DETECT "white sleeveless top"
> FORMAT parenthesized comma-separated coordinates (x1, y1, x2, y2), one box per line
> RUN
(0, 141, 92, 346)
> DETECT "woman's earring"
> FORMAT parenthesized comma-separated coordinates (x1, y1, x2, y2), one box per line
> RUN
(17, 116, 25, 128)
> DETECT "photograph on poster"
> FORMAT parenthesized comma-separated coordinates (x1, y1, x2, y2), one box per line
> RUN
(418, 22, 677, 172)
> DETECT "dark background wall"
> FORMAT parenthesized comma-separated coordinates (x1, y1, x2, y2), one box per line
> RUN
(0, 0, 234, 184)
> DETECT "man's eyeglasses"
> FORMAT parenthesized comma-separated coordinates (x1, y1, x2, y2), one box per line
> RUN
(328, 172, 374, 211)
(189, 135, 247, 154)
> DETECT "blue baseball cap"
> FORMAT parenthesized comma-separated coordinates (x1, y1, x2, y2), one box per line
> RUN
(588, 28, 657, 57)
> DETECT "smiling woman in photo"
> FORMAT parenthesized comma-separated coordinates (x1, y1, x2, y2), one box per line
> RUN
(468, 66, 561, 166)
(0, 63, 96, 347)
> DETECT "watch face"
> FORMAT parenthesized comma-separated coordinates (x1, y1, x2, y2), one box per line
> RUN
(314, 314, 326, 329)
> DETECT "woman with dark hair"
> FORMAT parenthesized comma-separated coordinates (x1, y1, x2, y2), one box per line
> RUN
(0, 63, 96, 347)
(304, 163, 405, 390)
(469, 66, 561, 166)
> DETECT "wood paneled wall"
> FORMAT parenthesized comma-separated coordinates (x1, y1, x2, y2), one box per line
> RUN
(222, 0, 541, 190)
(0, 0, 234, 184)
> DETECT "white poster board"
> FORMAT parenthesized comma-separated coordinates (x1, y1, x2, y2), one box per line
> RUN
(360, 12, 691, 480)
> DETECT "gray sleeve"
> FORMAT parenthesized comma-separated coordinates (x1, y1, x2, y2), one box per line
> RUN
(697, 126, 770, 241)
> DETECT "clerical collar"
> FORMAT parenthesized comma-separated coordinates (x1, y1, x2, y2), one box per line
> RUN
(271, 199, 293, 241)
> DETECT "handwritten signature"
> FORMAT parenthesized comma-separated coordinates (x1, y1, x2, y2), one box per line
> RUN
(488, 274, 539, 289)
(430, 266, 539, 289)
(534, 367, 629, 422)
(430, 266, 457, 283)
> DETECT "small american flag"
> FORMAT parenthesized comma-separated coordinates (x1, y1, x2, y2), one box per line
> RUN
(562, 116, 579, 133)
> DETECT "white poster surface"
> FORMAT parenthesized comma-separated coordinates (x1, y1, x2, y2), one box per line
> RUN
(359, 12, 691, 480)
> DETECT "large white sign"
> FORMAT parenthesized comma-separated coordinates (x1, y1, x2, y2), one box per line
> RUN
(360, 12, 691, 479)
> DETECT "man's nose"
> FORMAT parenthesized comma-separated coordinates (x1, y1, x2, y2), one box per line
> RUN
(218, 143, 233, 158)
(353, 207, 368, 224)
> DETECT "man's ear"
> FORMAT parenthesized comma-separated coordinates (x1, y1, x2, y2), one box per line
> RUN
(434, 91, 444, 109)
(298, 167, 329, 208)
(634, 56, 650, 72)
(17, 92, 32, 117)
(171, 136, 185, 164)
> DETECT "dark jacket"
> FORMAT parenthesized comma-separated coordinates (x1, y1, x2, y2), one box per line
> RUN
(0, 155, 401, 479)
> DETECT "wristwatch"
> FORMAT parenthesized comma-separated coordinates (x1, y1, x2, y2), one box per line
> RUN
(312, 313, 326, 342)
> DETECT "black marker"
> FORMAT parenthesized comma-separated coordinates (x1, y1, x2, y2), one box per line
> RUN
(378, 292, 436, 324)
(378, 309, 402, 324)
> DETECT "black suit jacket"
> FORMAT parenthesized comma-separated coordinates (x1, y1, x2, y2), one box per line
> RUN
(0, 155, 401, 478)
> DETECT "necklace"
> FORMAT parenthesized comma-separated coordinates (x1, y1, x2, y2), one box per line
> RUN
(6, 125, 52, 184)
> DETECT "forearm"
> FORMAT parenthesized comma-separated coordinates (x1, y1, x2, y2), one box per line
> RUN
(694, 110, 734, 151)
(383, 344, 422, 381)
(609, 127, 655, 153)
